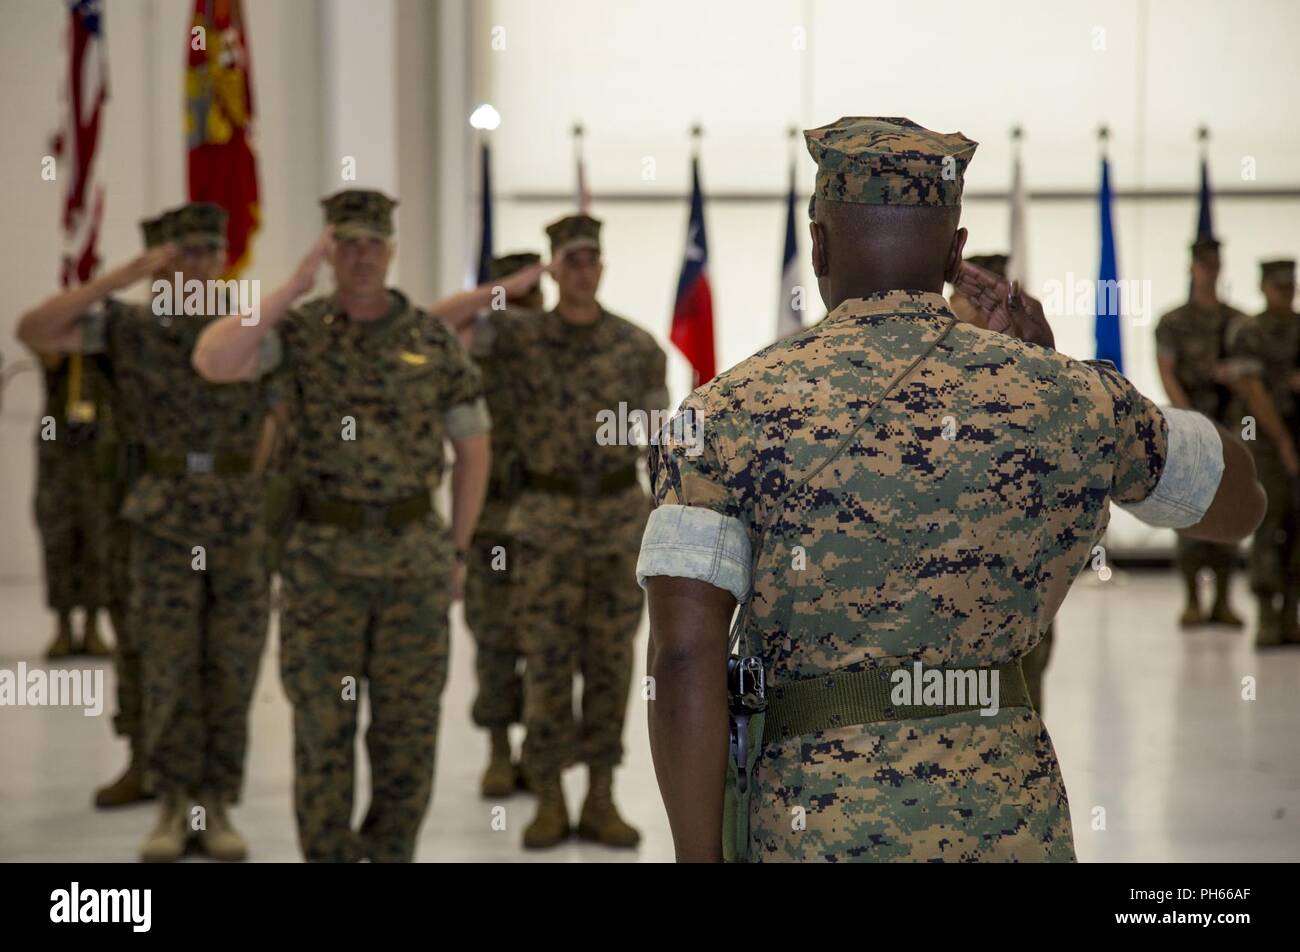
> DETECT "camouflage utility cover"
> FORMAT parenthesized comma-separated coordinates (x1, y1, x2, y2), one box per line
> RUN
(804, 117, 977, 207)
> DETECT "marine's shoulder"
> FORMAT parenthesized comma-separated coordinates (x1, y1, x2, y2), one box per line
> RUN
(602, 310, 663, 353)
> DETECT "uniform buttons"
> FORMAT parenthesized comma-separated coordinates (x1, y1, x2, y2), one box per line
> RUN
(323, 313, 335, 325)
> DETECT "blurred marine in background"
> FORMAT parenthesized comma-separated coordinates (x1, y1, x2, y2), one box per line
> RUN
(1155, 237, 1250, 628)
(17, 203, 274, 863)
(1228, 259, 1300, 648)
(463, 251, 547, 797)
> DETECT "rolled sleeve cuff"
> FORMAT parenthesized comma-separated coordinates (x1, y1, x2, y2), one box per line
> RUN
(255, 332, 283, 376)
(444, 397, 491, 440)
(636, 504, 752, 603)
(1120, 407, 1224, 528)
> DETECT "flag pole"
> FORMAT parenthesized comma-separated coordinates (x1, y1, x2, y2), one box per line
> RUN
(690, 123, 703, 160)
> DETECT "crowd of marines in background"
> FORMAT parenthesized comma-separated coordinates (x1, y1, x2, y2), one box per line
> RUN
(11, 180, 1298, 861)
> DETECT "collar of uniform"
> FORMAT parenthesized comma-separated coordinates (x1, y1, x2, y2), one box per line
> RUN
(823, 289, 955, 326)
(326, 288, 409, 331)
(547, 305, 609, 339)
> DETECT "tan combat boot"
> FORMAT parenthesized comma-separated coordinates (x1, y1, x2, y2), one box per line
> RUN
(1257, 594, 1284, 648)
(522, 774, 570, 849)
(480, 728, 518, 798)
(1178, 572, 1203, 627)
(1209, 572, 1243, 627)
(94, 740, 154, 808)
(196, 793, 248, 861)
(577, 766, 641, 848)
(81, 609, 114, 657)
(45, 613, 75, 659)
(139, 792, 190, 863)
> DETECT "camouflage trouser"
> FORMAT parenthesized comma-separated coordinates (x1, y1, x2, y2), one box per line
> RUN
(34, 441, 111, 611)
(1175, 537, 1234, 578)
(516, 531, 643, 775)
(1248, 450, 1300, 596)
(280, 553, 451, 863)
(464, 531, 523, 729)
(108, 518, 139, 739)
(1021, 625, 1055, 717)
(133, 530, 268, 800)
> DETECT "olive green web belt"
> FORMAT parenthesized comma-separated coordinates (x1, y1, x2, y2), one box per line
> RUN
(760, 661, 1031, 745)
(143, 449, 254, 477)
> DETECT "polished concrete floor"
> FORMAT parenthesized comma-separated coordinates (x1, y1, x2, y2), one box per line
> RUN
(1, 569, 1297, 863)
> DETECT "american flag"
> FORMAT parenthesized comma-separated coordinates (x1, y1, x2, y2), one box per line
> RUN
(52, 0, 108, 289)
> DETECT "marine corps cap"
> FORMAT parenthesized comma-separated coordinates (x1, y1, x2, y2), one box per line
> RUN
(966, 253, 1009, 278)
(489, 251, 542, 281)
(804, 117, 978, 207)
(321, 189, 398, 240)
(1261, 259, 1296, 284)
(139, 213, 173, 249)
(167, 202, 228, 249)
(546, 214, 601, 258)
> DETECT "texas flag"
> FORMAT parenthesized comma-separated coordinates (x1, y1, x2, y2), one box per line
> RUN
(671, 157, 716, 385)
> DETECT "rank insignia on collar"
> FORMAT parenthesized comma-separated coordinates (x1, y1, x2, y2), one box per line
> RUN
(399, 351, 427, 366)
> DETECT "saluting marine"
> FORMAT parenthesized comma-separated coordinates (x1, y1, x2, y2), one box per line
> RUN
(639, 117, 1264, 862)
(18, 203, 274, 862)
(1155, 237, 1250, 628)
(444, 214, 669, 849)
(1228, 259, 1300, 647)
(193, 189, 492, 863)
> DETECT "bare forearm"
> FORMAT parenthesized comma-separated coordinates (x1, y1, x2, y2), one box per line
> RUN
(649, 640, 729, 862)
(1180, 423, 1266, 542)
(432, 287, 494, 330)
(646, 576, 736, 862)
(1157, 360, 1191, 410)
(449, 436, 490, 552)
(17, 269, 123, 351)
(192, 280, 296, 382)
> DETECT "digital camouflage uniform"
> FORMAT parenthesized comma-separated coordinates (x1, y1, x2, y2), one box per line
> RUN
(1228, 259, 1300, 644)
(464, 256, 539, 737)
(486, 234, 668, 780)
(956, 253, 1054, 713)
(34, 354, 115, 617)
(81, 289, 271, 803)
(270, 187, 490, 863)
(641, 118, 1177, 862)
(1155, 297, 1245, 598)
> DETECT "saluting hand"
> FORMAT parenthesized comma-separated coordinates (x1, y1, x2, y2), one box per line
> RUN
(496, 260, 548, 299)
(953, 260, 1055, 349)
(290, 227, 333, 296)
(113, 243, 178, 287)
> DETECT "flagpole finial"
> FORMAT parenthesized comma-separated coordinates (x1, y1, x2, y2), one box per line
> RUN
(572, 123, 585, 141)
(690, 123, 704, 140)
(1097, 125, 1110, 156)
(1196, 125, 1209, 143)
(1010, 125, 1023, 141)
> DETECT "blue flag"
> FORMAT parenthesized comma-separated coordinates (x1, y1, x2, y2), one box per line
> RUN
(1094, 157, 1123, 372)
(476, 143, 493, 285)
(1195, 158, 1214, 240)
